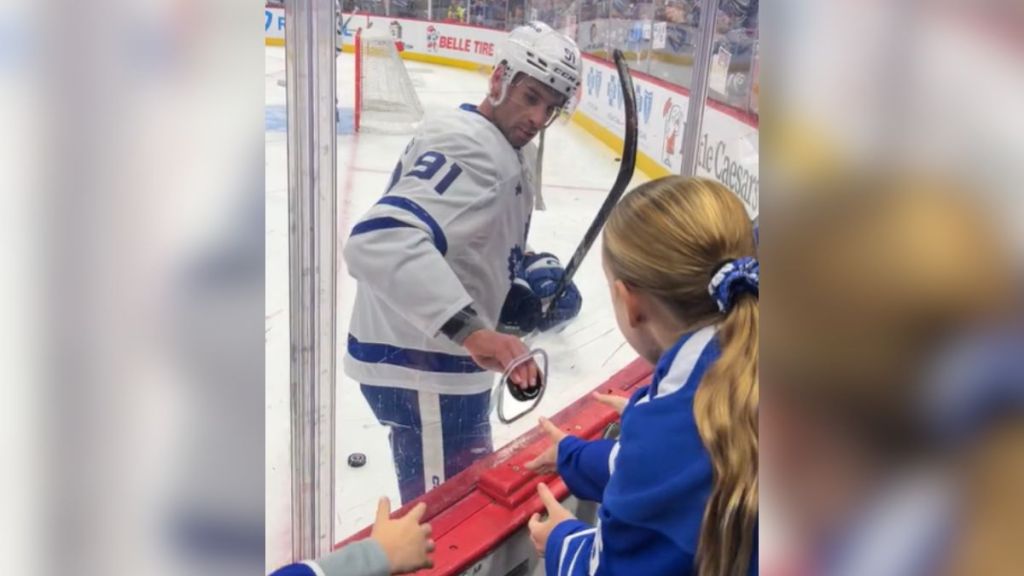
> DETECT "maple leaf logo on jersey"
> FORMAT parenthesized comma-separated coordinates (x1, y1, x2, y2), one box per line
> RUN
(507, 245, 525, 281)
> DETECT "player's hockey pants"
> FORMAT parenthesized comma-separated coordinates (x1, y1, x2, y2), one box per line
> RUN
(360, 384, 494, 504)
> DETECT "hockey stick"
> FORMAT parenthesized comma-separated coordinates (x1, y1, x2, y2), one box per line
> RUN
(542, 49, 638, 319)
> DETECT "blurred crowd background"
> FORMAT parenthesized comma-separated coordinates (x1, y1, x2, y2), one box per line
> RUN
(320, 0, 760, 115)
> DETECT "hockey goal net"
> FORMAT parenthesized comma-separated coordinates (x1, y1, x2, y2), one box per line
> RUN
(355, 28, 424, 133)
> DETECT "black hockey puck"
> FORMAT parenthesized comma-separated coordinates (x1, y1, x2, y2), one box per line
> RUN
(509, 382, 541, 402)
(347, 453, 367, 468)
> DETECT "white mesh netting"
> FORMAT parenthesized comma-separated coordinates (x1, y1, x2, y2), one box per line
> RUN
(357, 30, 424, 133)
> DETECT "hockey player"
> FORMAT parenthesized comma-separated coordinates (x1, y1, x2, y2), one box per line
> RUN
(526, 177, 759, 575)
(344, 22, 584, 504)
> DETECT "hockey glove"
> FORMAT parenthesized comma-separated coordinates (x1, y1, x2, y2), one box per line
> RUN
(524, 252, 582, 332)
(497, 278, 542, 336)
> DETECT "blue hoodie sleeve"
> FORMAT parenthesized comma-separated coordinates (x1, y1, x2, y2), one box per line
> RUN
(544, 519, 597, 576)
(544, 509, 688, 576)
(556, 437, 615, 502)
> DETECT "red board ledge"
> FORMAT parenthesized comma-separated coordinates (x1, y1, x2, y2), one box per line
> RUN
(334, 357, 653, 575)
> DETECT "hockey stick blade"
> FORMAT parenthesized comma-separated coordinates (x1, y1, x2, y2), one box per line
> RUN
(542, 50, 638, 320)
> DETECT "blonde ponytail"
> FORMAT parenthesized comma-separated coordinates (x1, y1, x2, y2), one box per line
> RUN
(694, 293, 758, 576)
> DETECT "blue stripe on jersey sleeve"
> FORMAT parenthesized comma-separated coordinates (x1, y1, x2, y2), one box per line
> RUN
(351, 216, 417, 237)
(348, 334, 485, 374)
(376, 196, 449, 256)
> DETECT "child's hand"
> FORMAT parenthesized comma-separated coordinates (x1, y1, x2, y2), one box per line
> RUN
(592, 391, 628, 415)
(528, 483, 577, 555)
(370, 497, 435, 575)
(524, 417, 567, 475)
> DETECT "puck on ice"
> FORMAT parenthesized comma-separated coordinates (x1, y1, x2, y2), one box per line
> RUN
(347, 453, 367, 468)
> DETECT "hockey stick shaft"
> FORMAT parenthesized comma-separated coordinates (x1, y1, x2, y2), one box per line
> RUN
(544, 50, 638, 314)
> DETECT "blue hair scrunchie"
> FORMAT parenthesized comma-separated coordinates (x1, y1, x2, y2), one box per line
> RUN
(708, 256, 759, 313)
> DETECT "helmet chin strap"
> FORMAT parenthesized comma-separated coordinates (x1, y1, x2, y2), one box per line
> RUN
(487, 83, 509, 108)
(487, 64, 515, 108)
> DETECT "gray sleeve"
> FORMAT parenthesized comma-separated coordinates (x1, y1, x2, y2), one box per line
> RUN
(312, 539, 390, 576)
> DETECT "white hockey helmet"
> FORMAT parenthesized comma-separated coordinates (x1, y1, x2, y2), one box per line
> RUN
(493, 22, 582, 122)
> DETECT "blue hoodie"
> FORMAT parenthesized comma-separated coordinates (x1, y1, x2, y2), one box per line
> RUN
(546, 325, 758, 576)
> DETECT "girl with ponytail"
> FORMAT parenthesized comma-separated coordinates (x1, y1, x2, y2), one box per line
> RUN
(526, 176, 758, 576)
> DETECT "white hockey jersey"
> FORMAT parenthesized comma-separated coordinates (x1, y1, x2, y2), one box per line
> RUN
(343, 104, 537, 395)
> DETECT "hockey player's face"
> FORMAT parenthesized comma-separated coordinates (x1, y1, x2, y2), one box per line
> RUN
(495, 75, 565, 147)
